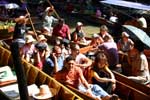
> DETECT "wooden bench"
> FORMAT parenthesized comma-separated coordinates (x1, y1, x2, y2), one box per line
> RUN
(113, 71, 150, 100)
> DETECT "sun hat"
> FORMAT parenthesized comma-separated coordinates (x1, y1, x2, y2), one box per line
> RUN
(38, 35, 47, 41)
(45, 6, 54, 12)
(25, 35, 36, 43)
(122, 32, 129, 37)
(32, 85, 56, 100)
(76, 22, 83, 26)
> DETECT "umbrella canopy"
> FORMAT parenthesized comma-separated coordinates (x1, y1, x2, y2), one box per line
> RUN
(122, 25, 150, 48)
(5, 3, 19, 9)
(0, 0, 8, 6)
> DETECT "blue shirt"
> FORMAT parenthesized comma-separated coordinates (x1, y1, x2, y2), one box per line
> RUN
(43, 55, 64, 76)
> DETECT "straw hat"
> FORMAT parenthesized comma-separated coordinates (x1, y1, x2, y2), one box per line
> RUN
(45, 6, 54, 12)
(32, 85, 56, 100)
(38, 35, 47, 41)
(122, 32, 129, 37)
(76, 22, 83, 26)
(25, 35, 36, 43)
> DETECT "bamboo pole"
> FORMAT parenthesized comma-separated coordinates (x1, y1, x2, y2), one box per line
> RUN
(11, 42, 30, 100)
(25, 7, 38, 40)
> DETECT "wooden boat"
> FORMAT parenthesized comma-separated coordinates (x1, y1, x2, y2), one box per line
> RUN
(0, 45, 83, 100)
(1, 41, 150, 100)
(113, 71, 150, 100)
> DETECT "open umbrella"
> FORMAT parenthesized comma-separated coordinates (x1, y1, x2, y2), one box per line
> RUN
(122, 25, 150, 48)
(5, 3, 19, 9)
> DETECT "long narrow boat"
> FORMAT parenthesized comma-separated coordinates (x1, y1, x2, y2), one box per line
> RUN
(0, 45, 83, 100)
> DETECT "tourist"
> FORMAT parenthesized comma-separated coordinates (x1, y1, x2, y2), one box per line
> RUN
(70, 43, 92, 70)
(71, 22, 88, 45)
(20, 35, 35, 63)
(127, 41, 150, 84)
(43, 45, 65, 76)
(98, 35, 121, 73)
(52, 18, 71, 41)
(117, 32, 134, 53)
(91, 52, 116, 94)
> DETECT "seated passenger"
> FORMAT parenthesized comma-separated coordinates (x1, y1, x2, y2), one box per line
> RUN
(43, 45, 65, 76)
(70, 43, 92, 70)
(98, 35, 121, 73)
(98, 25, 114, 42)
(34, 42, 47, 70)
(117, 32, 134, 53)
(37, 35, 50, 58)
(71, 22, 89, 45)
(52, 18, 71, 41)
(91, 52, 116, 94)
(127, 41, 150, 84)
(20, 35, 35, 63)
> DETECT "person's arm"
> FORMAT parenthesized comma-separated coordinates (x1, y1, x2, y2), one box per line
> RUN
(105, 67, 116, 90)
(74, 32, 78, 42)
(93, 70, 115, 83)
(51, 53, 59, 73)
(76, 57, 92, 68)
(67, 26, 71, 40)
(105, 66, 115, 80)
(79, 68, 90, 89)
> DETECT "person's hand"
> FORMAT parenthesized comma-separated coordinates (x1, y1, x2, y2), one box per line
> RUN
(110, 79, 116, 84)
(85, 87, 93, 97)
(112, 83, 116, 91)
(52, 53, 57, 61)
(25, 13, 30, 18)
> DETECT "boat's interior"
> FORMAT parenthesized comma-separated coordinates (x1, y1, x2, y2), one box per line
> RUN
(0, 45, 83, 100)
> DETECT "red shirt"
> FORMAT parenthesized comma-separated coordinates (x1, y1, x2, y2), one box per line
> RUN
(54, 66, 83, 88)
(53, 24, 70, 39)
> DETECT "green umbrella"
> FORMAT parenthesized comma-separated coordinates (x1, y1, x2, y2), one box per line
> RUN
(123, 25, 150, 48)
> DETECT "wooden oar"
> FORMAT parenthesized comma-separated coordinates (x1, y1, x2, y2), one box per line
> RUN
(46, 0, 60, 19)
(20, 0, 38, 40)
(25, 7, 38, 40)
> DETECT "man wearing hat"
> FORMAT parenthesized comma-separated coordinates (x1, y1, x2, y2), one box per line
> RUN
(42, 6, 58, 36)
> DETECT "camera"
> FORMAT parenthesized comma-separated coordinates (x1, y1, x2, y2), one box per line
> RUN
(35, 42, 47, 52)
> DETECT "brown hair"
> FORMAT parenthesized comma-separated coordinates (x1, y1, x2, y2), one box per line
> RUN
(94, 52, 109, 68)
